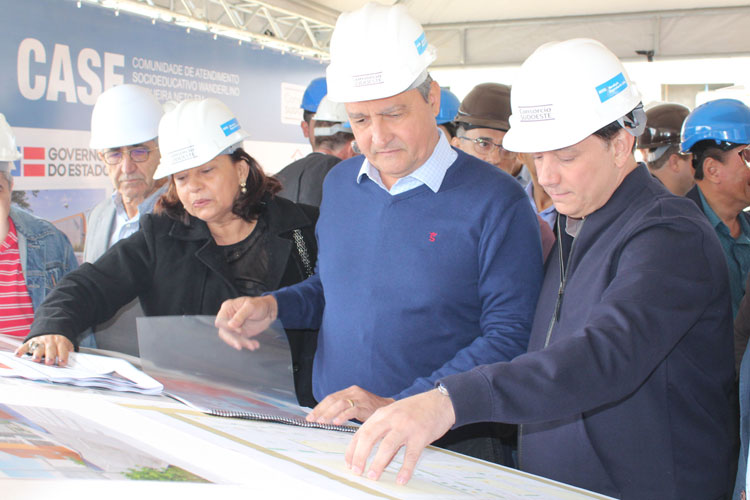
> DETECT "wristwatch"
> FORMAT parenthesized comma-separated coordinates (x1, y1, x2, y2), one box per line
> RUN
(436, 382, 450, 397)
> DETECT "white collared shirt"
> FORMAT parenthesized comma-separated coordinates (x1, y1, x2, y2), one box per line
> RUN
(356, 129, 458, 195)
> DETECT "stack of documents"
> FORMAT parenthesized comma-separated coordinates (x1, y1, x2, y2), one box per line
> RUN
(0, 351, 163, 395)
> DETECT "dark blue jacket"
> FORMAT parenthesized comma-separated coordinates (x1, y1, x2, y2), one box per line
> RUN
(443, 165, 735, 499)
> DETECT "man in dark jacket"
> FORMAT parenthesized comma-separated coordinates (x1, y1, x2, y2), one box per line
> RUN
(276, 95, 355, 207)
(344, 39, 735, 500)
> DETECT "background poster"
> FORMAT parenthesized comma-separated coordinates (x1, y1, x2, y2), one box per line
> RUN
(0, 0, 325, 258)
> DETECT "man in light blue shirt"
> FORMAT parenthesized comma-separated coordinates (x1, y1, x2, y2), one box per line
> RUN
(82, 84, 167, 353)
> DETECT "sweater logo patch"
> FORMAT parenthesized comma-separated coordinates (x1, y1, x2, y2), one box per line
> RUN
(429, 232, 438, 242)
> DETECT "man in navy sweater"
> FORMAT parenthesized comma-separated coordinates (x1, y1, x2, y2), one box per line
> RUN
(343, 39, 735, 499)
(216, 3, 543, 464)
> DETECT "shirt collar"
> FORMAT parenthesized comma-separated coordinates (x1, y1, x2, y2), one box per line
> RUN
(356, 128, 457, 193)
(697, 186, 750, 238)
(111, 182, 168, 219)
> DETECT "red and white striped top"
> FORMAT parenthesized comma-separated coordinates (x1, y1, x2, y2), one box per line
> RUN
(0, 218, 34, 337)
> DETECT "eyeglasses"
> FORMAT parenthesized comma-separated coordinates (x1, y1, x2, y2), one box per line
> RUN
(102, 147, 158, 165)
(458, 136, 514, 157)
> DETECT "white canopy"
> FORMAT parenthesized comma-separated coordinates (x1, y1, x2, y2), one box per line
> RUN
(312, 0, 750, 67)
(92, 0, 750, 67)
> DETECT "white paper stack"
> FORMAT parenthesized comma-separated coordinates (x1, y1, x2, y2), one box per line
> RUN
(0, 351, 163, 395)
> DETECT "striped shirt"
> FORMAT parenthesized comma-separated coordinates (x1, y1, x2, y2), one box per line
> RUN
(0, 218, 34, 337)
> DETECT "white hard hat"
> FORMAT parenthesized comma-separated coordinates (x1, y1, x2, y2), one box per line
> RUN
(90, 84, 163, 149)
(153, 98, 249, 179)
(314, 95, 348, 123)
(313, 95, 352, 137)
(326, 2, 436, 103)
(0, 114, 21, 162)
(503, 38, 643, 153)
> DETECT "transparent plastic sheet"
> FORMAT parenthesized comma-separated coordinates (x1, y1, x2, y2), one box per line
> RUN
(137, 316, 295, 402)
(136, 316, 356, 432)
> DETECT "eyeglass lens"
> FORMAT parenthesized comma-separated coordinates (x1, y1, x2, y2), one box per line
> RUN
(471, 138, 512, 157)
(103, 148, 152, 164)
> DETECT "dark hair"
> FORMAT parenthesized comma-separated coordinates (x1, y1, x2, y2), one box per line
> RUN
(313, 120, 355, 151)
(689, 141, 735, 180)
(645, 143, 681, 171)
(155, 147, 281, 224)
(317, 131, 355, 151)
(593, 120, 638, 153)
(439, 121, 458, 139)
(303, 110, 315, 125)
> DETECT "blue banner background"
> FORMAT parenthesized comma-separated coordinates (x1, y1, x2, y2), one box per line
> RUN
(0, 0, 326, 142)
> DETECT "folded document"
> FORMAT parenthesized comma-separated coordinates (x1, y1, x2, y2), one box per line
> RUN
(0, 350, 163, 395)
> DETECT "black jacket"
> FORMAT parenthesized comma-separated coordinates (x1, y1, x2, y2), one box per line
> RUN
(28, 196, 319, 406)
(276, 152, 340, 207)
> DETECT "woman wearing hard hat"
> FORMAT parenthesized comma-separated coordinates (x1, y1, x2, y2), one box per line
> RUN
(16, 98, 319, 407)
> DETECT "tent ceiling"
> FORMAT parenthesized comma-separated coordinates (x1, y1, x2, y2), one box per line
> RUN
(84, 0, 750, 65)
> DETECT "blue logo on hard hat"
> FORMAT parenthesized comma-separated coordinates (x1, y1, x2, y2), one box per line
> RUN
(414, 32, 427, 55)
(220, 118, 240, 136)
(596, 73, 628, 103)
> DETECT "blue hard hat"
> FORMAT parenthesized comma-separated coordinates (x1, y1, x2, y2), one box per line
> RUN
(681, 98, 750, 153)
(301, 77, 328, 112)
(436, 88, 460, 125)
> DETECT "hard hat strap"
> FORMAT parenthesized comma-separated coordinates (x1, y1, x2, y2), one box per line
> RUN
(617, 103, 647, 137)
(219, 143, 242, 157)
(405, 69, 430, 93)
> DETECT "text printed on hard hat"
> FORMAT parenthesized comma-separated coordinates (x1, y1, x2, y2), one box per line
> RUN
(519, 105, 555, 122)
(596, 73, 628, 104)
(169, 145, 197, 165)
(353, 73, 383, 88)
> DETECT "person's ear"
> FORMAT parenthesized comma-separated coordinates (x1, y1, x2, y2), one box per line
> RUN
(612, 129, 635, 168)
(237, 158, 250, 183)
(702, 156, 722, 183)
(428, 81, 440, 117)
(667, 153, 682, 173)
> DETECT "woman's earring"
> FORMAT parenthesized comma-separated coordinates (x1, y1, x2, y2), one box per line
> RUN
(240, 181, 247, 194)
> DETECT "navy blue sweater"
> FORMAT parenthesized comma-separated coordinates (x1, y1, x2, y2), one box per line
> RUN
(443, 165, 735, 499)
(273, 150, 543, 401)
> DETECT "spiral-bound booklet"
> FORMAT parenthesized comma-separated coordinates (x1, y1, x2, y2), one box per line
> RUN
(136, 315, 357, 433)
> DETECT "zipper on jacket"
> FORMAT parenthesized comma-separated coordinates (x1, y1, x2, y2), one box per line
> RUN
(518, 216, 583, 470)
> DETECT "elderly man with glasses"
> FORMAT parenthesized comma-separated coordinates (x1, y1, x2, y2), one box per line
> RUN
(451, 83, 531, 186)
(82, 84, 167, 353)
(85, 84, 167, 263)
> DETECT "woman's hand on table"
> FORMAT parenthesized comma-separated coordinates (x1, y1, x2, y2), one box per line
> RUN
(15, 335, 74, 366)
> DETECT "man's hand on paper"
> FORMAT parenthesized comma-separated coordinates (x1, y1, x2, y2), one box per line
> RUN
(215, 295, 278, 351)
(307, 385, 395, 426)
(15, 335, 74, 366)
(344, 388, 456, 485)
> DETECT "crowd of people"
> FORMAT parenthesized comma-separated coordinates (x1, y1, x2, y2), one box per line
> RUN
(4, 1, 750, 498)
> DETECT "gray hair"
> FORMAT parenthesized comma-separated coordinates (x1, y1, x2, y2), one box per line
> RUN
(404, 70, 433, 103)
(415, 73, 433, 103)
